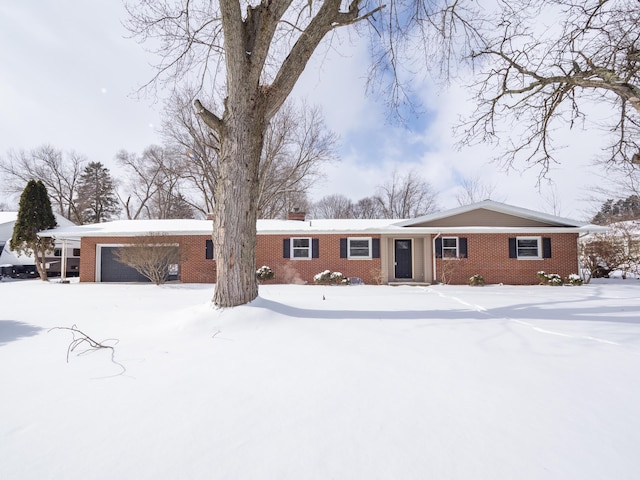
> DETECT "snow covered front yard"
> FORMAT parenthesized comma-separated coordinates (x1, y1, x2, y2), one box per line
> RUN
(1, 280, 640, 479)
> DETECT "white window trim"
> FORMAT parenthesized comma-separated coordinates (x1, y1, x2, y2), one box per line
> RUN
(441, 236, 459, 260)
(347, 237, 372, 259)
(516, 236, 542, 260)
(290, 237, 312, 260)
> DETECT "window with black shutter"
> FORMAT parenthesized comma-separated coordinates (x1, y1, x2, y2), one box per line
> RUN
(510, 237, 545, 259)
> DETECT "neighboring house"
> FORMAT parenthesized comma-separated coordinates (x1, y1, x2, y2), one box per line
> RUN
(579, 219, 640, 278)
(39, 201, 605, 285)
(0, 212, 80, 278)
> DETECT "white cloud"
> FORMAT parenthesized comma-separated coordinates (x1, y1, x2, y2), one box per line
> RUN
(0, 1, 162, 174)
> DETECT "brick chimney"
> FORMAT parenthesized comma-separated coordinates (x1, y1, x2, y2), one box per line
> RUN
(287, 208, 306, 221)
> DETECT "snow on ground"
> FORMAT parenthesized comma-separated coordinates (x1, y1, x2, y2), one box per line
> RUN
(1, 279, 640, 480)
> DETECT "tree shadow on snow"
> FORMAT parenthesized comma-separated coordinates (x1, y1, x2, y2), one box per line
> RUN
(249, 297, 490, 321)
(248, 285, 640, 326)
(0, 320, 43, 347)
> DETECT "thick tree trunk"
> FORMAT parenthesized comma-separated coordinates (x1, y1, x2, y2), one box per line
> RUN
(212, 98, 266, 307)
(35, 245, 49, 281)
(200, 0, 361, 307)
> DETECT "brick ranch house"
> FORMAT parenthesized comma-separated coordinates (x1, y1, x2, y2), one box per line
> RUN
(40, 201, 604, 285)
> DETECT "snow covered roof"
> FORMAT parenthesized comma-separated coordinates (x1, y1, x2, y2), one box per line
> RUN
(39, 219, 214, 239)
(40, 208, 605, 241)
(0, 212, 18, 225)
(1, 212, 76, 228)
(40, 218, 400, 239)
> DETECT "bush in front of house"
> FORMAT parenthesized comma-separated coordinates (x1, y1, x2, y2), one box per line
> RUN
(256, 265, 275, 281)
(468, 274, 485, 286)
(314, 270, 350, 285)
(537, 271, 571, 286)
(547, 273, 563, 286)
(565, 273, 583, 286)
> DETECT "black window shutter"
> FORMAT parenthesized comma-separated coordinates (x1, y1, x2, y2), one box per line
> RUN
(509, 238, 517, 258)
(283, 239, 290, 258)
(205, 239, 213, 259)
(434, 237, 443, 258)
(372, 238, 380, 258)
(459, 237, 468, 258)
(543, 237, 552, 258)
(312, 238, 320, 258)
(340, 238, 347, 258)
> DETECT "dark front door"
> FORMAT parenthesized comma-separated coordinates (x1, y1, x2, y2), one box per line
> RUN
(394, 239, 413, 279)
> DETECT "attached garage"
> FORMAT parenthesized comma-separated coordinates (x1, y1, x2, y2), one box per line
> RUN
(98, 246, 151, 282)
(97, 245, 180, 283)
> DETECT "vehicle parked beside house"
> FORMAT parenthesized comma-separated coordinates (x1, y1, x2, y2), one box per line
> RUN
(0, 212, 80, 279)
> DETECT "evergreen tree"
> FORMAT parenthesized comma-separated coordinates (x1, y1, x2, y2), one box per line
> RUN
(75, 162, 120, 223)
(593, 195, 640, 224)
(10, 180, 57, 280)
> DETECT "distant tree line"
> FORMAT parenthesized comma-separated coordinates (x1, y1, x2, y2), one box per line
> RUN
(0, 94, 447, 223)
(592, 195, 640, 225)
(309, 168, 439, 219)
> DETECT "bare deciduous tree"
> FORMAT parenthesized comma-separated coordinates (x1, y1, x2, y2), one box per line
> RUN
(117, 146, 195, 220)
(0, 145, 85, 222)
(375, 168, 438, 218)
(163, 93, 337, 219)
(462, 0, 640, 175)
(162, 90, 220, 216)
(455, 175, 498, 206)
(352, 196, 384, 219)
(126, 1, 477, 306)
(114, 235, 181, 285)
(257, 101, 338, 219)
(311, 194, 354, 219)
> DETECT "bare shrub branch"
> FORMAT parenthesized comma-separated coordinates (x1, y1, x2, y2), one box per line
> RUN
(114, 234, 181, 285)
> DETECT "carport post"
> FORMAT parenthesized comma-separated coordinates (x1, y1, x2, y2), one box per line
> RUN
(60, 238, 67, 282)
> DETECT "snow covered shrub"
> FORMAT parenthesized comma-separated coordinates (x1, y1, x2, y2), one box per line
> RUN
(468, 274, 485, 286)
(537, 271, 548, 285)
(565, 274, 583, 286)
(314, 270, 350, 285)
(256, 265, 275, 281)
(537, 271, 562, 286)
(547, 273, 563, 286)
(330, 271, 345, 284)
(313, 270, 332, 284)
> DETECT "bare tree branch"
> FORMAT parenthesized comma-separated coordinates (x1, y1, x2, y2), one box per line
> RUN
(460, 0, 640, 176)
(49, 324, 126, 376)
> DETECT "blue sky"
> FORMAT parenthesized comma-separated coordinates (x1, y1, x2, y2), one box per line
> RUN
(0, 1, 604, 220)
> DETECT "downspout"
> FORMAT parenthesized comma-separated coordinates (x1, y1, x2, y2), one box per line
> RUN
(578, 232, 590, 280)
(432, 232, 442, 284)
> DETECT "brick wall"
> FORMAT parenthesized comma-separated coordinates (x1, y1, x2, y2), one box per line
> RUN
(78, 232, 578, 286)
(79, 235, 216, 283)
(256, 234, 383, 284)
(434, 233, 579, 285)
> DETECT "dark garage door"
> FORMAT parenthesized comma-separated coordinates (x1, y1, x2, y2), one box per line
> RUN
(100, 247, 151, 283)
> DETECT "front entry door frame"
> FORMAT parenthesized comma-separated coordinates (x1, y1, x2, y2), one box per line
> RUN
(394, 239, 413, 279)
